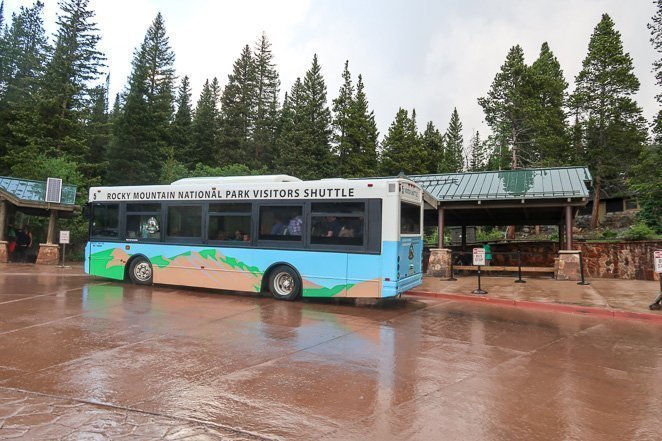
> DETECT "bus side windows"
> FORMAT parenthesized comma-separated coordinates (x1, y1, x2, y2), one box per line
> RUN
(310, 202, 364, 247)
(259, 206, 303, 241)
(208, 203, 252, 244)
(125, 203, 161, 241)
(167, 205, 202, 239)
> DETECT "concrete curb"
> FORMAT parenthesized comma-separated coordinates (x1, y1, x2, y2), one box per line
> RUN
(408, 290, 662, 324)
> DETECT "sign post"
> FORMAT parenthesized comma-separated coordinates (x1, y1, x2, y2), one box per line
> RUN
(472, 248, 487, 295)
(59, 230, 70, 268)
(650, 250, 662, 310)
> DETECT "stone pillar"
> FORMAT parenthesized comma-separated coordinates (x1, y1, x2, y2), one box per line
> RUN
(426, 248, 452, 278)
(0, 241, 7, 263)
(556, 250, 581, 281)
(36, 243, 60, 265)
(437, 208, 445, 248)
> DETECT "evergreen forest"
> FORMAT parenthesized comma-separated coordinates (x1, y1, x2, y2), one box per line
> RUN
(0, 0, 659, 235)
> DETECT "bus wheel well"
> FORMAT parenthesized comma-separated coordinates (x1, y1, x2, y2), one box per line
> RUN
(261, 263, 300, 293)
(124, 254, 150, 282)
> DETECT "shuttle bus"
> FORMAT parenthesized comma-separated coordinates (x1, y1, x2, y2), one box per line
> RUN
(84, 175, 423, 300)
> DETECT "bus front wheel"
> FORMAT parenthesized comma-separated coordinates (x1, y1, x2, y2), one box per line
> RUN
(268, 266, 301, 301)
(129, 257, 153, 285)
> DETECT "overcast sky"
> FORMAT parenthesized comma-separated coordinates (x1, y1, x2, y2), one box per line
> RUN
(6, 0, 660, 143)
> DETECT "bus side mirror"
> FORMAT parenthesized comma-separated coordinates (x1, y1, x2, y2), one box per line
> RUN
(82, 203, 91, 220)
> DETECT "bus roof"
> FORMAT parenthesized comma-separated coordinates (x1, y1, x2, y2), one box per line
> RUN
(172, 175, 301, 185)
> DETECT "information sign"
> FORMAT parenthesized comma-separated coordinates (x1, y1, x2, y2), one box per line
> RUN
(59, 230, 70, 244)
(655, 250, 662, 273)
(473, 248, 486, 266)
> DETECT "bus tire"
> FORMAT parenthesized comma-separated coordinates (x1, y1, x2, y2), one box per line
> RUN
(129, 257, 153, 285)
(268, 265, 301, 301)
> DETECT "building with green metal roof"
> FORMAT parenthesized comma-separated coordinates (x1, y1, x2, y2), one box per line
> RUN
(409, 166, 592, 250)
(0, 176, 78, 264)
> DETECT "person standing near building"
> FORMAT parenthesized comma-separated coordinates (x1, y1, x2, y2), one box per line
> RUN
(15, 227, 30, 262)
(483, 242, 492, 266)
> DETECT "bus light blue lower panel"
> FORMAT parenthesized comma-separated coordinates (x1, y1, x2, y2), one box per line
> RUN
(86, 241, 408, 298)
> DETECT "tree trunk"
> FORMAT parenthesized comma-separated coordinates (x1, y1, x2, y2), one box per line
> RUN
(506, 225, 516, 239)
(590, 179, 601, 229)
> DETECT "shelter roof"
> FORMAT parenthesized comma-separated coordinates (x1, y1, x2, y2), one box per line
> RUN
(0, 176, 77, 211)
(410, 167, 591, 202)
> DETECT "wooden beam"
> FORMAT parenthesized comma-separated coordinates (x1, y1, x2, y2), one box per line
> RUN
(0, 200, 6, 241)
(438, 207, 445, 248)
(46, 210, 58, 244)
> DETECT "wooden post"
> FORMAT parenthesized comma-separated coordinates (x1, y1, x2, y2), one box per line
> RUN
(0, 200, 6, 241)
(46, 210, 58, 244)
(438, 207, 445, 248)
(565, 205, 573, 250)
(558, 224, 563, 251)
(461, 225, 467, 251)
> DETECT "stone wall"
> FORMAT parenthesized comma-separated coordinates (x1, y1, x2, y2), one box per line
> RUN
(445, 240, 662, 281)
(449, 242, 558, 267)
(576, 241, 661, 281)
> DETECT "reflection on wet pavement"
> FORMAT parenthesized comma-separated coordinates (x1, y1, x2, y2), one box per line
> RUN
(0, 272, 660, 440)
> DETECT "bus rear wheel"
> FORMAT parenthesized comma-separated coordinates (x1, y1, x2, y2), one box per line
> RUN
(268, 266, 301, 301)
(129, 257, 153, 285)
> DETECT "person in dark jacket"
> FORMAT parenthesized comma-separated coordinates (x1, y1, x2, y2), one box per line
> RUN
(15, 227, 31, 263)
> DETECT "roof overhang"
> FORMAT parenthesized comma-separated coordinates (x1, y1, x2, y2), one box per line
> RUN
(0, 190, 78, 213)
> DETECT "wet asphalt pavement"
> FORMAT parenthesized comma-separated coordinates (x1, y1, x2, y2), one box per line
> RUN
(0, 270, 661, 440)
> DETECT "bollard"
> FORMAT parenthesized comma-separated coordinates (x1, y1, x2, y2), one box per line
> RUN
(472, 265, 487, 295)
(514, 249, 526, 284)
(448, 253, 457, 281)
(650, 277, 662, 310)
(577, 251, 590, 285)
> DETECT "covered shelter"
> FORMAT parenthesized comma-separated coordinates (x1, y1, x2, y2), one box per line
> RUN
(0, 176, 78, 264)
(411, 167, 592, 249)
(410, 167, 592, 280)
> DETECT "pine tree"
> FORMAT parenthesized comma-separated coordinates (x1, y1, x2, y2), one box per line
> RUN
(528, 42, 571, 165)
(36, 0, 105, 160)
(82, 80, 110, 182)
(276, 55, 334, 179)
(0, 0, 8, 95)
(251, 33, 280, 167)
(332, 60, 354, 175)
(107, 12, 176, 185)
(422, 121, 443, 174)
(380, 108, 427, 175)
(649, 0, 662, 142)
(0, 1, 50, 173)
(190, 79, 220, 168)
(440, 108, 465, 172)
(171, 75, 193, 165)
(631, 1, 662, 231)
(478, 45, 533, 169)
(345, 74, 379, 177)
(275, 78, 305, 174)
(219, 44, 256, 165)
(571, 14, 648, 228)
(468, 131, 488, 171)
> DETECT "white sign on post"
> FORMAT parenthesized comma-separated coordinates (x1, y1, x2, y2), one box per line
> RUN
(655, 250, 662, 273)
(59, 230, 70, 244)
(473, 248, 486, 266)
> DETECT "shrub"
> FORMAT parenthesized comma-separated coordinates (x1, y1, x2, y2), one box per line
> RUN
(476, 227, 504, 242)
(619, 222, 656, 241)
(601, 229, 618, 239)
